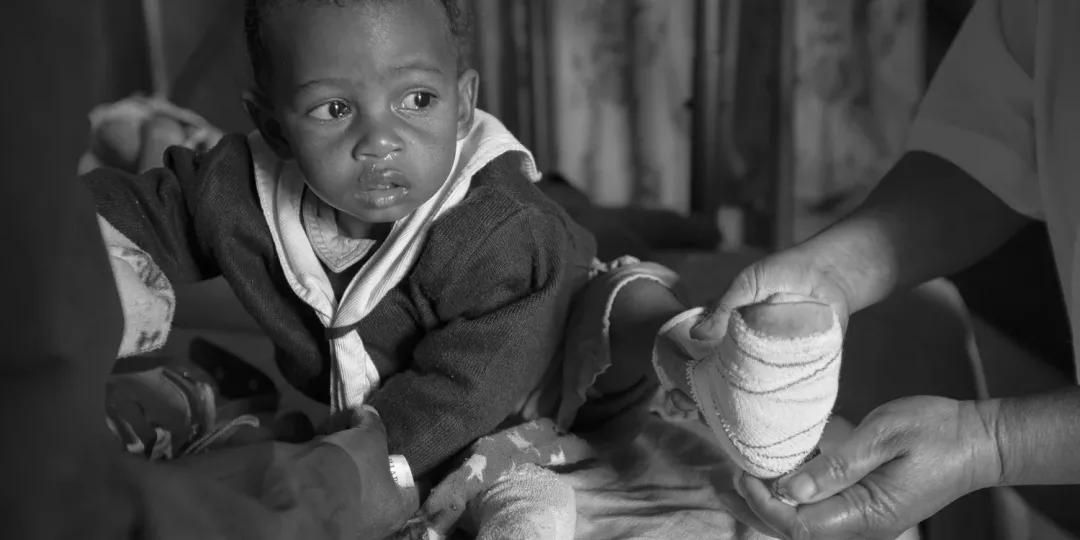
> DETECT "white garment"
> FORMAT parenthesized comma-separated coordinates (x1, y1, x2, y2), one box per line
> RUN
(247, 109, 542, 418)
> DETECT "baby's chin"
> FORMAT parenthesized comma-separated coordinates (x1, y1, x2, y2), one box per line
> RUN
(335, 198, 425, 231)
(342, 205, 413, 225)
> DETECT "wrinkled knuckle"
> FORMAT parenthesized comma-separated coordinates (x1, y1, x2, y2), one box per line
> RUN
(862, 408, 918, 455)
(875, 425, 917, 456)
(850, 483, 902, 534)
(863, 498, 902, 533)
(821, 452, 852, 483)
(719, 271, 754, 310)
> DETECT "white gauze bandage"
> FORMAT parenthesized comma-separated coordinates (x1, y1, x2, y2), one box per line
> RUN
(652, 295, 843, 480)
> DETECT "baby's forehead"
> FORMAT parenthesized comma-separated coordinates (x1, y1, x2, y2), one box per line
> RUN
(267, 0, 459, 72)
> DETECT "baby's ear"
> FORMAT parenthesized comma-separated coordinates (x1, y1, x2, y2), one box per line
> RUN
(241, 89, 293, 159)
(455, 68, 479, 141)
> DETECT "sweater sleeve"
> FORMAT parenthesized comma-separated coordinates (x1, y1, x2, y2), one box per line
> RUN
(367, 206, 595, 476)
(81, 136, 250, 357)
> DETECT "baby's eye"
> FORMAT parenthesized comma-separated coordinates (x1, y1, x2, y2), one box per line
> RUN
(309, 100, 352, 121)
(399, 91, 436, 111)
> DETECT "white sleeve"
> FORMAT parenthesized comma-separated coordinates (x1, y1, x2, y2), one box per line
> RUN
(906, 0, 1041, 218)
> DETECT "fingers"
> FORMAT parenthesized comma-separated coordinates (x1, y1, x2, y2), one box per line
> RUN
(689, 308, 731, 341)
(320, 405, 391, 479)
(351, 404, 386, 434)
(787, 486, 886, 538)
(774, 420, 899, 506)
(736, 473, 802, 539)
(138, 114, 187, 172)
(690, 265, 760, 341)
(741, 469, 909, 540)
(716, 490, 784, 539)
(141, 113, 187, 144)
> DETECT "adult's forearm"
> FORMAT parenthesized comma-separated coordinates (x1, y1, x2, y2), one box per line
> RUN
(795, 151, 1030, 314)
(978, 387, 1080, 488)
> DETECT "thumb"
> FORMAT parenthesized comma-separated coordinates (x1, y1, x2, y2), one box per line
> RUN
(350, 404, 386, 435)
(774, 422, 898, 505)
(688, 308, 729, 341)
(321, 405, 388, 455)
(690, 264, 765, 341)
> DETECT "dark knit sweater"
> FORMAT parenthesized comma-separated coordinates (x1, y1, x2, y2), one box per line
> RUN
(84, 134, 597, 476)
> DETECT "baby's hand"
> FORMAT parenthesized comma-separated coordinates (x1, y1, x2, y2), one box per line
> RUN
(138, 114, 187, 172)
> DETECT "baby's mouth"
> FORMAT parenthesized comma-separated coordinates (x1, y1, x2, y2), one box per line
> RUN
(353, 168, 411, 209)
(358, 168, 409, 191)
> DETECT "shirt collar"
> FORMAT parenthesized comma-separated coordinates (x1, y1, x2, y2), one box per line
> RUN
(301, 189, 377, 273)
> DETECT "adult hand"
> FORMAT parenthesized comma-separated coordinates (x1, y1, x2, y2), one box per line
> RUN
(320, 405, 419, 538)
(693, 248, 854, 339)
(665, 249, 854, 413)
(732, 396, 1001, 539)
(175, 405, 417, 539)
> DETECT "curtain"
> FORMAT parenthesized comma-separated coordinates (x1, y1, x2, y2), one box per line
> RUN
(790, 0, 924, 241)
(549, 0, 696, 213)
(469, 0, 924, 246)
(471, 0, 695, 214)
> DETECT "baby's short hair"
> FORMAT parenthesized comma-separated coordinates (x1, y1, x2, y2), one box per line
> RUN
(243, 0, 472, 94)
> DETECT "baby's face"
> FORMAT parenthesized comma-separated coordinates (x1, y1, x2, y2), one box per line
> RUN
(259, 0, 474, 228)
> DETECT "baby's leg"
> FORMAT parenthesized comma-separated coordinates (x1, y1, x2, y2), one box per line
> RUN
(568, 260, 687, 444)
(602, 277, 687, 395)
(468, 464, 576, 540)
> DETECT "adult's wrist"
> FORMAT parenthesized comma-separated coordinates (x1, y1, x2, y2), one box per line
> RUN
(787, 226, 882, 317)
(970, 398, 1006, 491)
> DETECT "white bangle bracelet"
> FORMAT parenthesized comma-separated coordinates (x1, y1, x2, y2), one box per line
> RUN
(388, 454, 415, 490)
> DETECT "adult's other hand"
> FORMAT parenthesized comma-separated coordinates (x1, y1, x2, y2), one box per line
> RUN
(735, 395, 1001, 539)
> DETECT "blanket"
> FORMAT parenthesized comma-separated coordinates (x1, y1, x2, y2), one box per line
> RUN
(564, 414, 762, 540)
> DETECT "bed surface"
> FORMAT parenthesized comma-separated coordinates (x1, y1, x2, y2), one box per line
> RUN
(155, 249, 942, 540)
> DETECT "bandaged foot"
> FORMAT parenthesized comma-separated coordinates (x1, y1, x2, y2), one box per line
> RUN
(652, 294, 842, 486)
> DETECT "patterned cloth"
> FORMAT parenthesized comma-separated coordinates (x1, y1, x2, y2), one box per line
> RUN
(105, 364, 265, 460)
(396, 419, 594, 539)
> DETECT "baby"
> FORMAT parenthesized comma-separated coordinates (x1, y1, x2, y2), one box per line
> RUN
(83, 0, 683, 537)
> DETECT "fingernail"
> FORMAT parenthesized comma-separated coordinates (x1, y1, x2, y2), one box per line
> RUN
(782, 474, 816, 503)
(361, 404, 380, 417)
